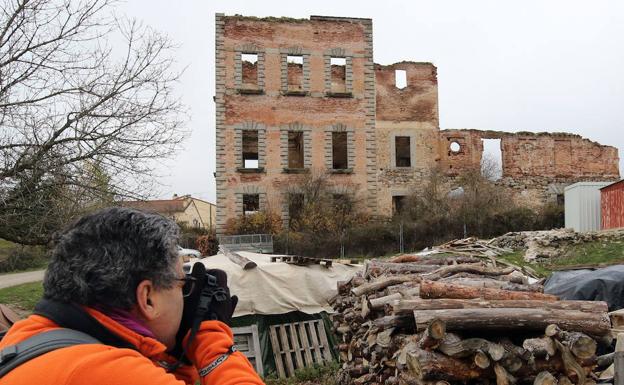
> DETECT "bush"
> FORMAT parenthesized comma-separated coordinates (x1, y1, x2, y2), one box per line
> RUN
(0, 246, 48, 273)
(177, 222, 209, 249)
(536, 203, 564, 230)
(196, 230, 219, 256)
(224, 211, 282, 235)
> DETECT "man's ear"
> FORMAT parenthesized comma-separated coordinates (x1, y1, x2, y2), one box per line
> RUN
(135, 279, 158, 321)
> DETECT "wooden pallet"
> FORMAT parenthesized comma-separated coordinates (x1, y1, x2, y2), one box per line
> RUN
(269, 320, 333, 378)
(270, 255, 333, 267)
(232, 325, 263, 376)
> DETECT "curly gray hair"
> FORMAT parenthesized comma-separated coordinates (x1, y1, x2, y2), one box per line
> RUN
(43, 207, 180, 309)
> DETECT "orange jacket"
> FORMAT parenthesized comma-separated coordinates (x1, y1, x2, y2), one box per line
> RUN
(0, 307, 265, 385)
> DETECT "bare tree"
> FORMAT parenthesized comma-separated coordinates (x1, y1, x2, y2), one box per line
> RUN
(0, 0, 187, 244)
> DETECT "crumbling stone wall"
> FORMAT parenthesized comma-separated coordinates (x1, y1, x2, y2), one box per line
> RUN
(439, 129, 620, 207)
(374, 62, 440, 215)
(216, 13, 621, 231)
(215, 14, 377, 233)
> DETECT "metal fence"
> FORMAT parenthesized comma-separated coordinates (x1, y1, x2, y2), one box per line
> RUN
(217, 234, 274, 253)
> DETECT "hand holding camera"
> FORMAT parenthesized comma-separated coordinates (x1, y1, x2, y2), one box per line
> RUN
(171, 263, 238, 364)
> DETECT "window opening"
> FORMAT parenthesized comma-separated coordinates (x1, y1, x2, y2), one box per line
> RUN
(287, 55, 304, 91)
(330, 57, 346, 92)
(481, 139, 503, 181)
(392, 196, 406, 215)
(242, 130, 259, 168)
(243, 194, 259, 215)
(288, 131, 304, 168)
(241, 53, 258, 88)
(395, 69, 407, 89)
(395, 136, 411, 167)
(332, 132, 348, 169)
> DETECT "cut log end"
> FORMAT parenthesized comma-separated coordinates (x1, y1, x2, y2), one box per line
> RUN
(534, 371, 557, 385)
(474, 350, 491, 369)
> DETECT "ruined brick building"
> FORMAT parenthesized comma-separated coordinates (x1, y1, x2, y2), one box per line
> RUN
(214, 14, 620, 233)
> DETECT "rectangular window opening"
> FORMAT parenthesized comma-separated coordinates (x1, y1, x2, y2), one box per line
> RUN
(243, 194, 259, 215)
(332, 131, 348, 170)
(392, 196, 406, 215)
(288, 131, 304, 169)
(481, 139, 503, 181)
(288, 193, 304, 228)
(241, 53, 258, 88)
(287, 55, 304, 91)
(330, 57, 346, 92)
(395, 136, 411, 167)
(242, 130, 259, 169)
(395, 69, 407, 89)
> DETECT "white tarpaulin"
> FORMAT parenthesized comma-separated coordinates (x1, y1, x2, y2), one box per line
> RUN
(193, 252, 361, 317)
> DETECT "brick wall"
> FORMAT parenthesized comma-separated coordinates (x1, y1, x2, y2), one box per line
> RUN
(215, 15, 376, 233)
(216, 13, 621, 230)
(374, 62, 440, 215)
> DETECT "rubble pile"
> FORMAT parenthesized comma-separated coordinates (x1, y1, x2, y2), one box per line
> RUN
(330, 255, 614, 385)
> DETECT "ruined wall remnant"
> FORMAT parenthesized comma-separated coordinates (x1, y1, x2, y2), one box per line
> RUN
(215, 13, 621, 231)
(375, 62, 439, 124)
(438, 129, 620, 206)
(374, 62, 440, 215)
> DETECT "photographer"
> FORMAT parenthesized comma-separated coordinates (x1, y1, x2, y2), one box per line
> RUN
(0, 207, 264, 385)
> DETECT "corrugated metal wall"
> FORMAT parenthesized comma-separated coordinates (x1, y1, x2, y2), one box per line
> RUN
(601, 181, 624, 230)
(564, 182, 612, 232)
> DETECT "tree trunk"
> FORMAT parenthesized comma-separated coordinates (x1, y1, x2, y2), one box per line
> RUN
(534, 371, 557, 385)
(418, 319, 446, 349)
(420, 280, 559, 301)
(438, 277, 542, 292)
(352, 275, 416, 296)
(545, 324, 598, 359)
(394, 298, 606, 315)
(494, 363, 517, 385)
(523, 337, 556, 358)
(405, 347, 488, 381)
(437, 336, 506, 361)
(421, 263, 516, 281)
(369, 293, 403, 310)
(413, 308, 611, 335)
(220, 247, 257, 269)
(365, 261, 438, 277)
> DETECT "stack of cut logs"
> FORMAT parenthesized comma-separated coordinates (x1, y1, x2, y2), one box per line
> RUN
(330, 255, 614, 385)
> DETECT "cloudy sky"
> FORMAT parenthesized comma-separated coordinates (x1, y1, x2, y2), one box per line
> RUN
(121, 0, 624, 203)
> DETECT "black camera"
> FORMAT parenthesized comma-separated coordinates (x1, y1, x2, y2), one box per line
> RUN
(170, 262, 236, 364)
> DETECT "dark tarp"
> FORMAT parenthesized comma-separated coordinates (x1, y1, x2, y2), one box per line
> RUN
(543, 264, 624, 311)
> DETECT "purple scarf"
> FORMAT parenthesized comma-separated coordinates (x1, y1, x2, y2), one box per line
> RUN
(93, 305, 156, 339)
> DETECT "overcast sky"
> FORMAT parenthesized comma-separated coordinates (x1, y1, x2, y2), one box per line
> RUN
(120, 0, 624, 203)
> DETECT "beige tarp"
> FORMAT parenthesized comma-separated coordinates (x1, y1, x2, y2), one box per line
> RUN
(193, 252, 361, 317)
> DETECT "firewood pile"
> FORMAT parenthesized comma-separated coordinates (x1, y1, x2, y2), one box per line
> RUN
(330, 255, 614, 385)
(434, 237, 513, 258)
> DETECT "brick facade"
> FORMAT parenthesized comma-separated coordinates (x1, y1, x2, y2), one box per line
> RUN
(215, 14, 620, 233)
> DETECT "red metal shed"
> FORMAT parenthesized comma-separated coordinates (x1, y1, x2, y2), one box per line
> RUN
(601, 180, 624, 230)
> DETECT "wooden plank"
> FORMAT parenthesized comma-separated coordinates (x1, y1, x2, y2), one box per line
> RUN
(306, 321, 324, 364)
(278, 324, 295, 376)
(297, 322, 315, 366)
(250, 325, 263, 377)
(315, 320, 333, 362)
(269, 325, 286, 378)
(288, 323, 305, 370)
(615, 333, 624, 385)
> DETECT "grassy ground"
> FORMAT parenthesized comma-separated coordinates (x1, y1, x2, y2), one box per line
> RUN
(496, 239, 624, 277)
(0, 281, 43, 314)
(264, 362, 338, 385)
